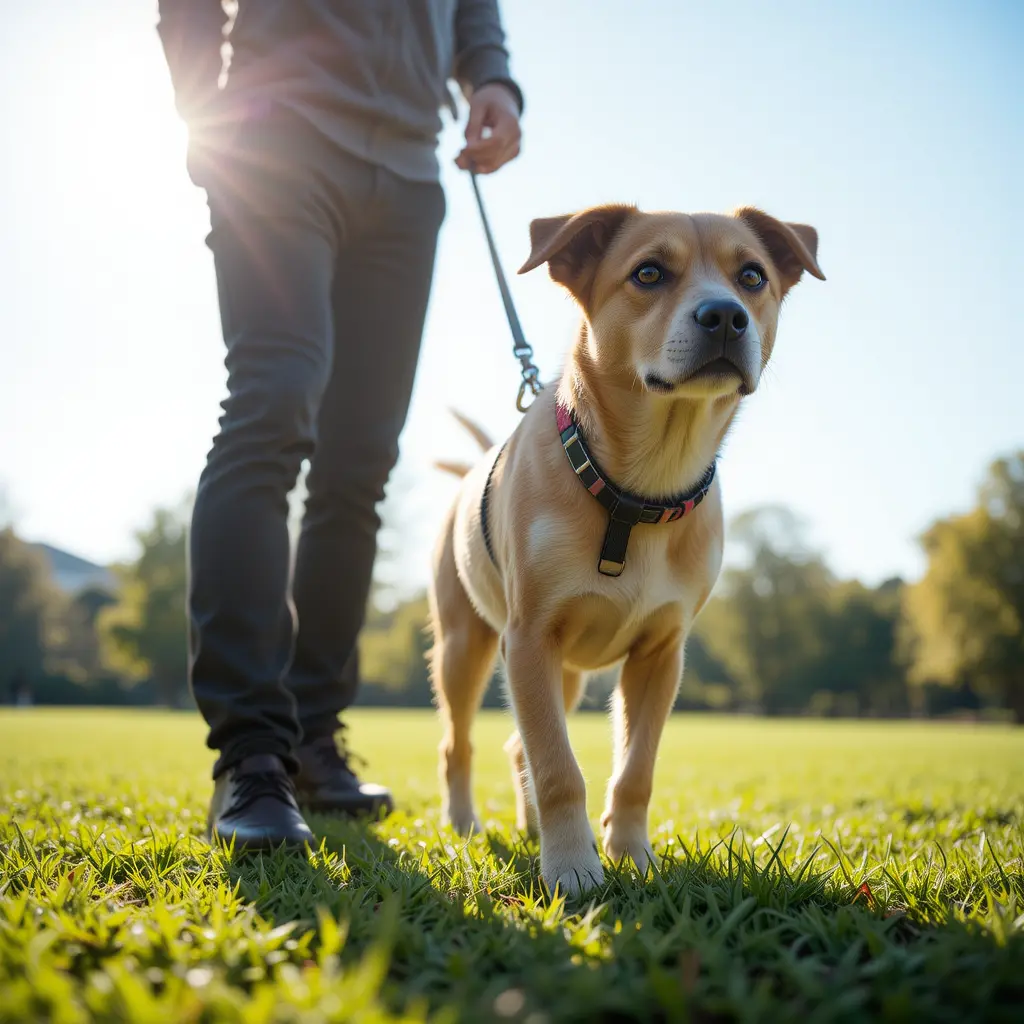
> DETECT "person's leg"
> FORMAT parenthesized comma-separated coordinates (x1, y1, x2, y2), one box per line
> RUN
(188, 112, 369, 843)
(287, 167, 446, 811)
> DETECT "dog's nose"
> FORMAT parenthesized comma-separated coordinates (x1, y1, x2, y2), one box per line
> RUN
(693, 299, 749, 344)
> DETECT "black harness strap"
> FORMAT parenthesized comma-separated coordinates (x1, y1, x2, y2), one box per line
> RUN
(556, 403, 717, 577)
(480, 442, 508, 567)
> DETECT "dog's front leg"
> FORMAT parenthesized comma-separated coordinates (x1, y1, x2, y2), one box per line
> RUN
(601, 640, 683, 875)
(505, 629, 603, 897)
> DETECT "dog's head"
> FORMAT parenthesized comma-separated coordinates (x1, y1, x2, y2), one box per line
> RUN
(519, 205, 823, 399)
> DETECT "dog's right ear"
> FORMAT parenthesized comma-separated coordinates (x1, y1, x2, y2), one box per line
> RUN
(518, 204, 635, 306)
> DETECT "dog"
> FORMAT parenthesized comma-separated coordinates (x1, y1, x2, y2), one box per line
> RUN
(429, 203, 824, 895)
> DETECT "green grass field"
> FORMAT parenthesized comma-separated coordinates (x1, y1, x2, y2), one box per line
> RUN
(1, 709, 1021, 1022)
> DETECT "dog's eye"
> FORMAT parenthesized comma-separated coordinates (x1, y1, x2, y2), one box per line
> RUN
(632, 262, 665, 287)
(738, 264, 766, 290)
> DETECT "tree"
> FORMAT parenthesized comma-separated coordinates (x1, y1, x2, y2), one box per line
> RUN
(0, 526, 65, 700)
(359, 589, 433, 703)
(696, 506, 833, 714)
(810, 578, 908, 717)
(47, 586, 119, 685)
(902, 452, 1024, 723)
(675, 630, 738, 710)
(100, 503, 190, 706)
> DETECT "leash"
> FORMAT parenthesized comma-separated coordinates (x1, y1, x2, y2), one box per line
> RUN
(468, 170, 542, 412)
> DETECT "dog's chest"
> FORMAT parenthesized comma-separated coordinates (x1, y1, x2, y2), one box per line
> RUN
(529, 512, 688, 598)
(526, 512, 713, 668)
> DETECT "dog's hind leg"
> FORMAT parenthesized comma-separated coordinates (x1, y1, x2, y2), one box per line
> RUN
(429, 512, 498, 836)
(503, 730, 537, 837)
(505, 668, 585, 837)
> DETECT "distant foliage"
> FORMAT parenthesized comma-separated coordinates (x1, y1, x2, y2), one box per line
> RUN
(5, 450, 1023, 722)
(99, 504, 190, 707)
(691, 506, 907, 717)
(902, 451, 1024, 723)
(0, 527, 64, 699)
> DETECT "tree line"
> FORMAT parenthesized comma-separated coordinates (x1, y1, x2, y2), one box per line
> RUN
(2, 451, 1021, 722)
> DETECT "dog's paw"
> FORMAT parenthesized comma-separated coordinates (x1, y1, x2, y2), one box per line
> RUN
(602, 805, 656, 877)
(541, 843, 605, 897)
(454, 815, 484, 837)
(441, 802, 482, 837)
(603, 828, 656, 876)
(540, 814, 605, 897)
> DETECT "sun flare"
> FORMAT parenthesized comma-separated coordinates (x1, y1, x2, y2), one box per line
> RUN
(42, 29, 190, 216)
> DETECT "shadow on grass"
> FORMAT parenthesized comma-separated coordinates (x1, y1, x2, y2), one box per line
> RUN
(222, 817, 1024, 1024)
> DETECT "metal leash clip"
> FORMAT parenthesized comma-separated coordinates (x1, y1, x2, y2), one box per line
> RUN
(514, 345, 541, 411)
(516, 367, 541, 412)
(469, 169, 544, 413)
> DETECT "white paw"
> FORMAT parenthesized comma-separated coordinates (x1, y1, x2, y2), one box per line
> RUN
(442, 799, 482, 837)
(603, 826, 656, 876)
(542, 843, 605, 897)
(539, 814, 604, 896)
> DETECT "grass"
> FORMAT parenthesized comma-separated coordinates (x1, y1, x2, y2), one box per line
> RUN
(0, 709, 1022, 1023)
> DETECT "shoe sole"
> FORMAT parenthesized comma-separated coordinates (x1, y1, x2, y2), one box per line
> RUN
(298, 798, 394, 819)
(208, 830, 315, 853)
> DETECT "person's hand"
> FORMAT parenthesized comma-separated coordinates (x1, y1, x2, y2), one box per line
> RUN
(455, 82, 521, 175)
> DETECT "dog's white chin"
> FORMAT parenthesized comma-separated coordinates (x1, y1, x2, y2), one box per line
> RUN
(642, 368, 752, 399)
(678, 376, 750, 399)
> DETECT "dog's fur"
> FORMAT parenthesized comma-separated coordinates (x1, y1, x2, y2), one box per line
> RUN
(428, 204, 824, 895)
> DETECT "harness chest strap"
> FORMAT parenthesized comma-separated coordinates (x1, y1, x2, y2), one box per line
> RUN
(478, 403, 717, 578)
(555, 402, 717, 577)
(480, 441, 507, 567)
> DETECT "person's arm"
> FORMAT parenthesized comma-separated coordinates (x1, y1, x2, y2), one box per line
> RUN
(453, 0, 523, 114)
(453, 0, 523, 174)
(156, 1, 227, 122)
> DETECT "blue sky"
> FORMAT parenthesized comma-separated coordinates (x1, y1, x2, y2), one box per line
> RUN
(1, 0, 1021, 594)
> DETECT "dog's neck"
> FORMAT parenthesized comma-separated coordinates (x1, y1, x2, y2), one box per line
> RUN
(559, 343, 740, 501)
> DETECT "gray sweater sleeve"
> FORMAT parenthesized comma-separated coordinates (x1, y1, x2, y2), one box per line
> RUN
(156, 1, 227, 119)
(453, 0, 524, 113)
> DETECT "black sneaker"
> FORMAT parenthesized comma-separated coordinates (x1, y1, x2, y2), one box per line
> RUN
(294, 733, 394, 818)
(207, 754, 315, 850)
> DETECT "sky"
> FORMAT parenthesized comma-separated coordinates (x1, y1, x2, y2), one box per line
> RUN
(1, 0, 1022, 595)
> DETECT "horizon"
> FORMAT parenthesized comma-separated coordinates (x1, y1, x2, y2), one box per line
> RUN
(2, 0, 1022, 594)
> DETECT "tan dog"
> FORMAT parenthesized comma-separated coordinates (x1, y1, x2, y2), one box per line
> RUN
(429, 204, 824, 895)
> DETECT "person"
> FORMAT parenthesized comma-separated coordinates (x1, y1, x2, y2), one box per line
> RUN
(156, 1, 523, 849)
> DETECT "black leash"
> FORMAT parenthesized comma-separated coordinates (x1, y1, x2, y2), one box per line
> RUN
(468, 170, 542, 412)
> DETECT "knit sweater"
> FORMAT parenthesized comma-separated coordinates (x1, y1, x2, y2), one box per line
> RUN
(156, 0, 522, 182)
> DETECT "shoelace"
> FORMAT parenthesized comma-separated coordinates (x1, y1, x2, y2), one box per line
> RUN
(225, 771, 297, 817)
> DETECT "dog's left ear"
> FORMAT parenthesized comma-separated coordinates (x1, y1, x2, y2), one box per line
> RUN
(735, 207, 826, 296)
(518, 204, 635, 306)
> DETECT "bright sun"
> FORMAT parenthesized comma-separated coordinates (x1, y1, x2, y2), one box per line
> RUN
(43, 24, 192, 219)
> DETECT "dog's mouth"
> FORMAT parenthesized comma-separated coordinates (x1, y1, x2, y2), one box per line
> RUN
(643, 372, 677, 393)
(686, 357, 743, 384)
(644, 358, 752, 396)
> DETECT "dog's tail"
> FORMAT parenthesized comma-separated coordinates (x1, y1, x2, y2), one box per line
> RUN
(449, 409, 494, 452)
(432, 409, 495, 479)
(434, 459, 473, 479)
